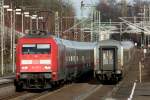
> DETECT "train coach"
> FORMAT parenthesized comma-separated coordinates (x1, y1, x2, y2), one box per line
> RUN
(14, 33, 96, 91)
(94, 40, 134, 82)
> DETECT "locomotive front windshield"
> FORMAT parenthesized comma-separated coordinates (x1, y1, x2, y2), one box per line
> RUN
(22, 44, 50, 54)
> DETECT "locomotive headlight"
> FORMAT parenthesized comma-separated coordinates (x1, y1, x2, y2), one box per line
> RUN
(97, 70, 102, 74)
(44, 66, 51, 70)
(40, 60, 51, 64)
(116, 70, 121, 74)
(21, 60, 32, 64)
(21, 66, 28, 70)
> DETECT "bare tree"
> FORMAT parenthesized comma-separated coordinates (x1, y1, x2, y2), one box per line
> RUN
(96, 0, 150, 22)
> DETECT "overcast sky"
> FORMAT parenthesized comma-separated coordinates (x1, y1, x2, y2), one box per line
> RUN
(71, 0, 136, 18)
(71, 0, 99, 18)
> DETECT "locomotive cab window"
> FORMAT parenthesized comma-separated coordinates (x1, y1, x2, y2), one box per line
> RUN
(22, 44, 51, 54)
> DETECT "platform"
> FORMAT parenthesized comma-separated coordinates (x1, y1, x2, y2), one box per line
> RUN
(0, 75, 15, 85)
(134, 83, 150, 97)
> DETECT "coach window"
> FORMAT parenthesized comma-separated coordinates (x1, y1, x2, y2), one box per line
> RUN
(82, 56, 84, 62)
(71, 56, 73, 62)
(76, 56, 78, 62)
(72, 56, 74, 62)
(69, 56, 70, 61)
(66, 56, 68, 62)
(70, 56, 72, 62)
(73, 56, 75, 62)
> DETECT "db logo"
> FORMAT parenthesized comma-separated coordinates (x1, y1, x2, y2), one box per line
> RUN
(34, 55, 38, 58)
(33, 60, 39, 64)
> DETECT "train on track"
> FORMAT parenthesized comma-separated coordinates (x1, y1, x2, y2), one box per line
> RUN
(94, 40, 135, 82)
(14, 32, 96, 91)
(14, 31, 135, 91)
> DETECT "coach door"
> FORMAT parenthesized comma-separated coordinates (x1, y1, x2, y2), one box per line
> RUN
(100, 47, 117, 71)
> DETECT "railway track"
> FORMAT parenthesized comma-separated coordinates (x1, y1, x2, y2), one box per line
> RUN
(34, 84, 103, 100)
(111, 49, 143, 99)
(9, 91, 48, 100)
(0, 50, 142, 100)
(0, 84, 26, 100)
(0, 91, 28, 100)
(0, 79, 115, 100)
(0, 81, 61, 100)
(0, 75, 15, 88)
(0, 72, 119, 100)
(0, 81, 13, 88)
(32, 79, 117, 100)
(0, 80, 120, 99)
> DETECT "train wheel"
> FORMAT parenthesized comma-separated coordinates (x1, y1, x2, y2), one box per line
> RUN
(100, 75, 104, 84)
(97, 75, 102, 82)
(15, 85, 23, 92)
(119, 74, 123, 81)
(111, 74, 117, 84)
(58, 80, 64, 88)
(120, 76, 123, 81)
(95, 74, 99, 81)
(51, 83, 55, 89)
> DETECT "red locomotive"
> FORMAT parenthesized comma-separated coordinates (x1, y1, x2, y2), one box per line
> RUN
(14, 32, 95, 91)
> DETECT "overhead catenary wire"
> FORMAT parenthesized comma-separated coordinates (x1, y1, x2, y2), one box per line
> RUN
(90, 0, 94, 5)
(119, 17, 150, 34)
(62, 18, 87, 34)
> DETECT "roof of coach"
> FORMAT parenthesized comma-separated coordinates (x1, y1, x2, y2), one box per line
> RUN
(54, 37, 96, 50)
(121, 41, 134, 50)
(98, 39, 122, 47)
